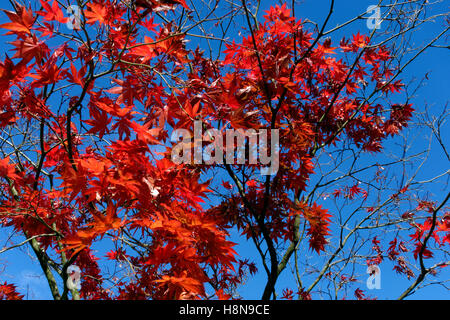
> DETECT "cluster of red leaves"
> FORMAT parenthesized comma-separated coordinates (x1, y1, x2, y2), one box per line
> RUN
(353, 288, 376, 300)
(387, 238, 415, 279)
(368, 199, 449, 280)
(281, 288, 311, 300)
(332, 183, 368, 200)
(0, 282, 24, 300)
(0, 0, 241, 300)
(367, 237, 383, 266)
(298, 202, 332, 253)
(202, 4, 415, 258)
(407, 201, 450, 261)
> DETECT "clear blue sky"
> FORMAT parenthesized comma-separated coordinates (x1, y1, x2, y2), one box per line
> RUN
(0, 0, 448, 300)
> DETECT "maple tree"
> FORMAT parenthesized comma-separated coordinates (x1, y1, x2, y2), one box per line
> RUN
(0, 0, 448, 300)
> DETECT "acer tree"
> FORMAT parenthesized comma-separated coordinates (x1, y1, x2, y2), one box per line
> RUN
(0, 0, 448, 300)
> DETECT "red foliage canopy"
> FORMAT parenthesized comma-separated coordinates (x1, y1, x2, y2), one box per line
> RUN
(0, 1, 446, 300)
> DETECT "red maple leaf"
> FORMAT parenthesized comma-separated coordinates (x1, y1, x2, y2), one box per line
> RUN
(38, 0, 67, 24)
(0, 4, 34, 35)
(0, 282, 24, 300)
(84, 2, 108, 25)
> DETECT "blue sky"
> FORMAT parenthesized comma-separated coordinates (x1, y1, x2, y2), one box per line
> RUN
(0, 0, 448, 300)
